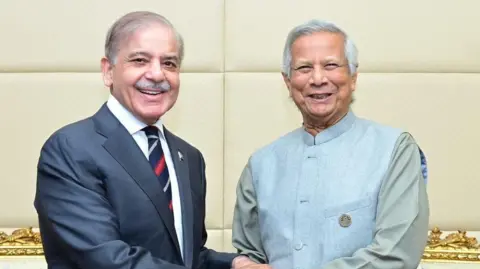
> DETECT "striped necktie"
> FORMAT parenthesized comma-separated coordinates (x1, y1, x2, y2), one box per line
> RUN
(143, 126, 173, 211)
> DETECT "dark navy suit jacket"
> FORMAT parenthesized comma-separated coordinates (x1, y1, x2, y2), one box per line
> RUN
(34, 104, 236, 269)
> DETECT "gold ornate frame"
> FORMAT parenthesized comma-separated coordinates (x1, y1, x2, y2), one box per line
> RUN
(0, 227, 43, 256)
(422, 227, 480, 263)
(1, 227, 480, 263)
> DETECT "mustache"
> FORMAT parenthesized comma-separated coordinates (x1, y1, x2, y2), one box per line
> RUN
(135, 79, 171, 92)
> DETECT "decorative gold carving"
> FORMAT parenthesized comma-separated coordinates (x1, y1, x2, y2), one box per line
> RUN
(0, 227, 44, 256)
(422, 227, 480, 263)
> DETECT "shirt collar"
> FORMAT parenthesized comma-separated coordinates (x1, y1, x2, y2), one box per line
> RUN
(301, 109, 356, 146)
(106, 94, 165, 138)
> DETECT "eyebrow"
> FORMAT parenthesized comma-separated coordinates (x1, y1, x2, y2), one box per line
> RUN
(293, 57, 343, 66)
(163, 55, 179, 62)
(126, 51, 178, 62)
(127, 51, 151, 58)
(293, 60, 312, 66)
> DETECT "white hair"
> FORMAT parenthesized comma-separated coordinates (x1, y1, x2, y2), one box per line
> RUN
(105, 11, 184, 65)
(282, 19, 358, 78)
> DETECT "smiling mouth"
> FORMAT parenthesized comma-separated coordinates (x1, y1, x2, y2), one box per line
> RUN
(308, 93, 332, 100)
(137, 88, 164, 96)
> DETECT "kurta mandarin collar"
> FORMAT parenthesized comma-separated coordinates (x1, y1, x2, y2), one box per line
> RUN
(301, 109, 357, 146)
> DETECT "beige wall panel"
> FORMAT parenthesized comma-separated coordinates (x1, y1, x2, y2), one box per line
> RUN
(0, 72, 224, 229)
(223, 229, 235, 252)
(223, 73, 302, 228)
(205, 229, 224, 251)
(0, 0, 224, 72)
(225, 0, 479, 73)
(163, 73, 224, 229)
(223, 72, 480, 230)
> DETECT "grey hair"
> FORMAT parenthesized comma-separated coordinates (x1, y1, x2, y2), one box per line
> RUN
(282, 19, 358, 78)
(105, 11, 184, 65)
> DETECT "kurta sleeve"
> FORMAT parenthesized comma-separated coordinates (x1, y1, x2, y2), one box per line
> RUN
(320, 132, 430, 269)
(231, 161, 268, 264)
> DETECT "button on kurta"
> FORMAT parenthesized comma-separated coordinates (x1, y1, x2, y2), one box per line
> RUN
(339, 214, 352, 227)
(294, 243, 304, 250)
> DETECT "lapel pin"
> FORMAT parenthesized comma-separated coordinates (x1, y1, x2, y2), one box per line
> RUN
(178, 151, 184, 161)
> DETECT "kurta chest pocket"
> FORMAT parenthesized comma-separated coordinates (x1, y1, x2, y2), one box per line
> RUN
(322, 197, 376, 259)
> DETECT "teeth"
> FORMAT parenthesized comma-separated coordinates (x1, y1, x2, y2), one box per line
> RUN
(311, 94, 330, 99)
(139, 89, 161, 95)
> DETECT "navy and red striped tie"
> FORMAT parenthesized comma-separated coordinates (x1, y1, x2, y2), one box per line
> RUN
(143, 126, 173, 212)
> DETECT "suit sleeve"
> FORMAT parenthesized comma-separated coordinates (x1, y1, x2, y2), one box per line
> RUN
(320, 132, 430, 269)
(34, 132, 188, 269)
(231, 161, 268, 264)
(197, 152, 238, 269)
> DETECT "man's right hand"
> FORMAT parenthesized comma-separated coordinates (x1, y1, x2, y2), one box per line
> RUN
(232, 257, 272, 269)
(237, 264, 273, 269)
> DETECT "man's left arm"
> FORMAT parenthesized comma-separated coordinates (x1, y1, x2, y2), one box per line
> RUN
(321, 132, 430, 269)
(197, 152, 239, 269)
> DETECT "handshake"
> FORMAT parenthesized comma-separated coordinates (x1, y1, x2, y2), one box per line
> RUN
(232, 255, 272, 269)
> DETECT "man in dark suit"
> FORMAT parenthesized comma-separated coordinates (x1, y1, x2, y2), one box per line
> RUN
(34, 11, 253, 269)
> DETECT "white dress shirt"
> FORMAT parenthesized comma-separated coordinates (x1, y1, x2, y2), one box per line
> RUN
(106, 94, 184, 260)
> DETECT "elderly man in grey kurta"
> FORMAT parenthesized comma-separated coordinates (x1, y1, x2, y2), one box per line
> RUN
(231, 20, 430, 269)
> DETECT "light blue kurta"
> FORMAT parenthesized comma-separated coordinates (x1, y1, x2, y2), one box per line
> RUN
(232, 110, 429, 269)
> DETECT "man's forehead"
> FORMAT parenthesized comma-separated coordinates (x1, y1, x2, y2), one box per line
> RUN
(121, 24, 177, 46)
(117, 30, 179, 57)
(291, 47, 345, 61)
(294, 32, 343, 47)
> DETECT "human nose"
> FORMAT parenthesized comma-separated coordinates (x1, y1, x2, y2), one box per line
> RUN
(145, 61, 165, 82)
(309, 66, 327, 85)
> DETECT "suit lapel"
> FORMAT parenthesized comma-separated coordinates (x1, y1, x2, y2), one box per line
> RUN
(165, 129, 194, 268)
(93, 105, 182, 257)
